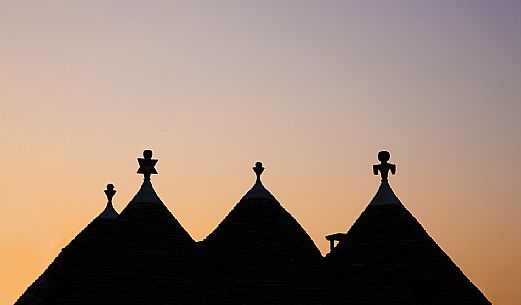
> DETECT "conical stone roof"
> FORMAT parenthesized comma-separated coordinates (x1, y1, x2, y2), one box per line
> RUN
(15, 185, 121, 305)
(98, 150, 224, 305)
(16, 150, 226, 305)
(322, 151, 491, 305)
(201, 162, 321, 305)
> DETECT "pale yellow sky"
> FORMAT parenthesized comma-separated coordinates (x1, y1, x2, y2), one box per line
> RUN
(1, 1, 520, 304)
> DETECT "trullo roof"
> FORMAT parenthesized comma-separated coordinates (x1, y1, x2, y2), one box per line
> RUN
(201, 162, 321, 305)
(16, 150, 226, 305)
(15, 184, 120, 305)
(322, 151, 491, 305)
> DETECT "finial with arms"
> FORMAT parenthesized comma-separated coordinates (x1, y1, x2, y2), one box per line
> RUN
(137, 149, 158, 180)
(373, 151, 396, 182)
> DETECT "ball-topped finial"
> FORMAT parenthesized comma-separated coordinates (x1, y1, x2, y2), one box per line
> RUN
(143, 149, 153, 159)
(253, 161, 265, 183)
(378, 151, 390, 162)
(373, 150, 396, 182)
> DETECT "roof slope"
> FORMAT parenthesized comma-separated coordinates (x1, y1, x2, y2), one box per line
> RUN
(322, 152, 491, 305)
(99, 179, 218, 305)
(16, 151, 227, 305)
(88, 151, 225, 305)
(15, 188, 120, 305)
(201, 162, 321, 304)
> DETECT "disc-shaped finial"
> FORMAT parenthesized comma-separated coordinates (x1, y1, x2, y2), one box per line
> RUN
(253, 162, 264, 183)
(104, 183, 116, 202)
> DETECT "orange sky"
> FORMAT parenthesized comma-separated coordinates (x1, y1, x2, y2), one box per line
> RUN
(1, 1, 520, 304)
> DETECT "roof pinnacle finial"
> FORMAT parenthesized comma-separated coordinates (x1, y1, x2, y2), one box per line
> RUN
(99, 183, 118, 219)
(104, 183, 116, 203)
(253, 161, 264, 183)
(373, 151, 396, 182)
(137, 149, 158, 180)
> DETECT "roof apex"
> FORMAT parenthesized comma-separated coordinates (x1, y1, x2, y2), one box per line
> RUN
(98, 204, 119, 219)
(368, 181, 402, 206)
(242, 181, 275, 200)
(128, 179, 163, 206)
(242, 161, 275, 200)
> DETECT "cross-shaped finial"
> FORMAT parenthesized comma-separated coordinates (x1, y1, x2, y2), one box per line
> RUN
(104, 183, 116, 203)
(137, 149, 158, 180)
(373, 151, 396, 182)
(253, 162, 264, 183)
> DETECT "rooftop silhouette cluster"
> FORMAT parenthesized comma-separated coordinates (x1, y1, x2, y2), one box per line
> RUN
(16, 150, 490, 305)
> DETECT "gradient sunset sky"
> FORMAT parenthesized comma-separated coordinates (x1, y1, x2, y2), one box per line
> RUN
(1, 1, 520, 304)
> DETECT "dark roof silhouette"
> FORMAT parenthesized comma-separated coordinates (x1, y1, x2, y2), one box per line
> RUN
(16, 151, 226, 305)
(322, 151, 491, 305)
(15, 185, 120, 305)
(15, 150, 491, 305)
(201, 162, 321, 304)
(106, 181, 205, 304)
